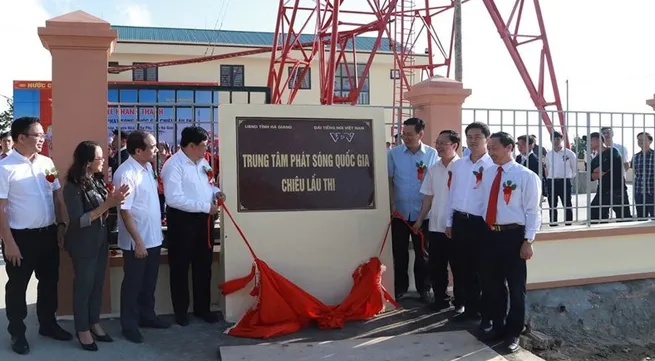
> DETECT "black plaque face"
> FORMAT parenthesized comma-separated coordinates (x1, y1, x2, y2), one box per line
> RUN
(236, 117, 375, 212)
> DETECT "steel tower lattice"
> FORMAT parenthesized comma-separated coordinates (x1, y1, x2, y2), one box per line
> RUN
(108, 0, 567, 145)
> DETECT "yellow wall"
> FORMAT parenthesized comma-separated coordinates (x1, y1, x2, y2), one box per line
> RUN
(108, 41, 428, 140)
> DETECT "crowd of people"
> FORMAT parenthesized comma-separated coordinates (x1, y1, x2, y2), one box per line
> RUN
(387, 117, 654, 354)
(1, 114, 652, 356)
(0, 117, 225, 355)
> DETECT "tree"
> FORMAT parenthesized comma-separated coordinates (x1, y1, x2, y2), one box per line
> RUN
(0, 97, 13, 133)
(571, 135, 586, 159)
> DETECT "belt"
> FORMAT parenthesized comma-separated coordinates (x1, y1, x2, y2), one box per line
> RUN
(11, 224, 56, 233)
(489, 223, 524, 232)
(454, 211, 481, 219)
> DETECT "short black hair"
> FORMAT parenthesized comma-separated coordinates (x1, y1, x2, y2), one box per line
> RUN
(553, 131, 563, 139)
(113, 129, 129, 141)
(0, 132, 11, 140)
(180, 126, 209, 148)
(516, 135, 535, 145)
(438, 130, 461, 150)
(11, 117, 40, 142)
(589, 132, 604, 142)
(126, 130, 150, 155)
(637, 132, 653, 142)
(490, 131, 515, 150)
(464, 122, 491, 138)
(402, 117, 425, 133)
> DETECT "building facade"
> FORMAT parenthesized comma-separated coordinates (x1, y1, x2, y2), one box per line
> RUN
(107, 25, 429, 141)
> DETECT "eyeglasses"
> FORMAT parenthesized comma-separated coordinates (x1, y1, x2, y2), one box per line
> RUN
(25, 133, 46, 140)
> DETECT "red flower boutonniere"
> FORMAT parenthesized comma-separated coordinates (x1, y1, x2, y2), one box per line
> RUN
(45, 167, 58, 183)
(204, 166, 214, 184)
(106, 183, 115, 193)
(416, 161, 428, 181)
(447, 170, 453, 189)
(502, 180, 517, 204)
(472, 166, 484, 188)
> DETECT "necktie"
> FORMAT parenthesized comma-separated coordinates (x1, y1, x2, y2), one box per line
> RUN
(447, 171, 452, 189)
(485, 166, 503, 228)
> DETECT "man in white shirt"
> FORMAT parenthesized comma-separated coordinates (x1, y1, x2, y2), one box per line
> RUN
(0, 117, 72, 355)
(479, 131, 541, 353)
(114, 130, 171, 343)
(414, 130, 461, 311)
(0, 131, 14, 160)
(544, 131, 577, 225)
(161, 126, 225, 326)
(444, 122, 494, 328)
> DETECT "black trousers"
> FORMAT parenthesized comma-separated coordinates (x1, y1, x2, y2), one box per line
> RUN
(590, 189, 632, 222)
(546, 179, 573, 224)
(166, 207, 214, 317)
(480, 226, 526, 338)
(428, 231, 459, 304)
(451, 212, 488, 317)
(634, 193, 655, 218)
(391, 218, 429, 294)
(69, 240, 108, 332)
(120, 246, 162, 331)
(2, 225, 59, 337)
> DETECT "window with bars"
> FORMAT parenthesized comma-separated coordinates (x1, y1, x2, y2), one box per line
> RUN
(288, 67, 311, 89)
(132, 62, 158, 82)
(334, 63, 370, 105)
(220, 65, 245, 87)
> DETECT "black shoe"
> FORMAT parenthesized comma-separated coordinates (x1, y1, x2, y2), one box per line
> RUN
(453, 305, 465, 314)
(451, 311, 480, 323)
(505, 336, 521, 353)
(395, 291, 407, 300)
(39, 324, 73, 341)
(140, 317, 171, 329)
(418, 291, 433, 304)
(194, 312, 219, 324)
(479, 319, 493, 332)
(175, 314, 190, 326)
(479, 328, 504, 342)
(11, 335, 30, 355)
(76, 334, 98, 352)
(430, 299, 451, 311)
(122, 328, 144, 344)
(90, 330, 114, 343)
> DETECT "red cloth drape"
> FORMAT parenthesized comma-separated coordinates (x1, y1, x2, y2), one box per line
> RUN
(218, 204, 421, 339)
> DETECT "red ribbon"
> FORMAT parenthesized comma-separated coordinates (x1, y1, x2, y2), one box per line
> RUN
(391, 211, 427, 256)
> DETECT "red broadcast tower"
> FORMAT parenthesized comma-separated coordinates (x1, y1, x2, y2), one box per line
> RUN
(268, 0, 567, 144)
(109, 0, 567, 145)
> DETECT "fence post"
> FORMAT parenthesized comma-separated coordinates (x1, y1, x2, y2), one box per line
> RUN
(405, 76, 471, 146)
(38, 10, 117, 316)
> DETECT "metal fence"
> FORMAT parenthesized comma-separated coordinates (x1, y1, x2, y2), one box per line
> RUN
(387, 108, 655, 228)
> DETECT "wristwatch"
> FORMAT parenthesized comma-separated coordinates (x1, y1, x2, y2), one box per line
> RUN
(525, 239, 534, 244)
(57, 222, 67, 228)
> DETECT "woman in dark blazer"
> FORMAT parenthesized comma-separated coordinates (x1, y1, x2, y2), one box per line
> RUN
(63, 140, 129, 351)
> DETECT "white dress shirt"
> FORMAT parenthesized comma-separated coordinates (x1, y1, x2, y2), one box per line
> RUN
(481, 160, 542, 240)
(0, 151, 60, 229)
(420, 155, 460, 233)
(114, 156, 163, 250)
(161, 150, 220, 214)
(445, 153, 494, 227)
(545, 147, 577, 179)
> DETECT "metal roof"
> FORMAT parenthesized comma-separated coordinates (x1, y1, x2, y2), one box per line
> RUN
(112, 25, 394, 52)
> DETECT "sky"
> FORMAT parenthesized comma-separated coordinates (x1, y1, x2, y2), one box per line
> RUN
(1, 0, 655, 151)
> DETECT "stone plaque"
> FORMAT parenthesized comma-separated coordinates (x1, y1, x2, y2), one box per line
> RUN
(236, 117, 375, 212)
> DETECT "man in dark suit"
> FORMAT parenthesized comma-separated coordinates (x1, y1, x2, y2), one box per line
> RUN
(109, 130, 129, 176)
(517, 135, 547, 196)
